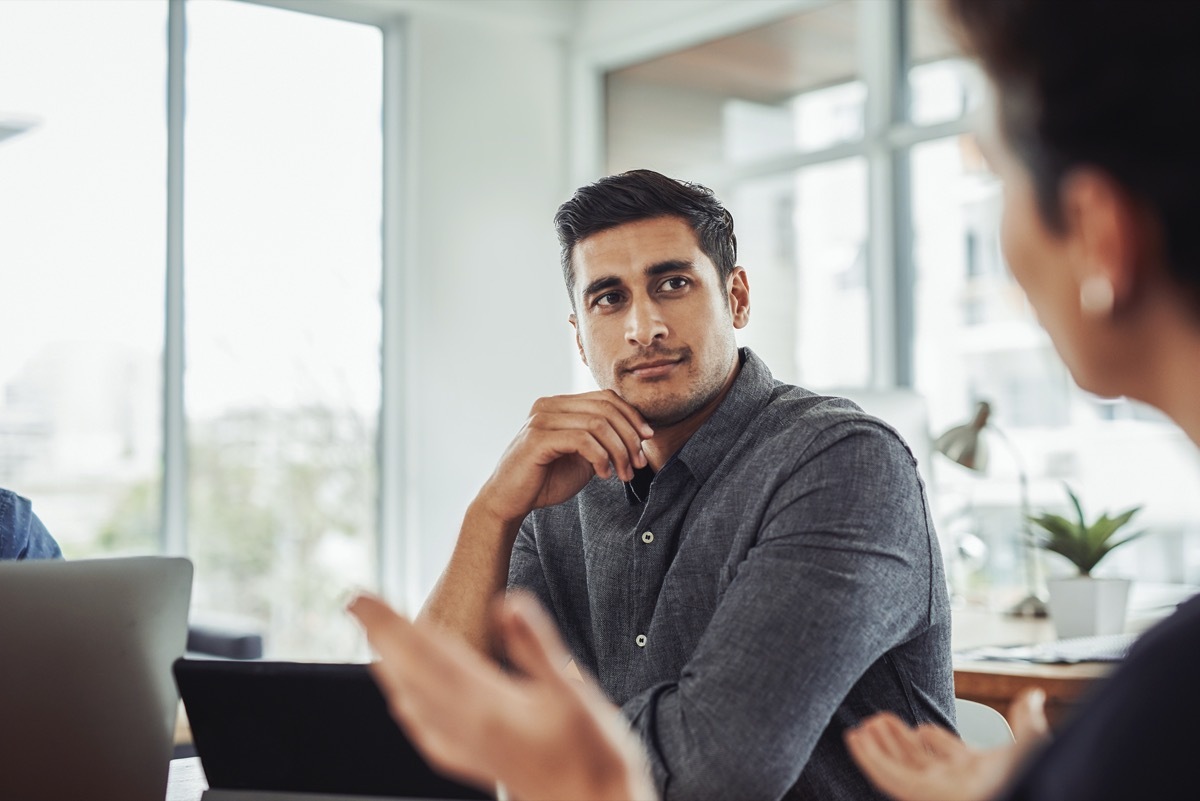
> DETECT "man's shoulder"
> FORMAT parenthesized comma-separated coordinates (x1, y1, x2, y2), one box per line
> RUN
(743, 385, 919, 471)
(760, 383, 898, 437)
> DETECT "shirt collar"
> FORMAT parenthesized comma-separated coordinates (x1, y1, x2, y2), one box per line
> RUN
(620, 347, 776, 501)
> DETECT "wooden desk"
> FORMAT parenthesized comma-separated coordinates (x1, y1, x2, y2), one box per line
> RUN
(951, 605, 1112, 728)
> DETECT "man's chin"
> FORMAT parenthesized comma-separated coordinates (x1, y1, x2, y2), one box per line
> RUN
(627, 394, 704, 429)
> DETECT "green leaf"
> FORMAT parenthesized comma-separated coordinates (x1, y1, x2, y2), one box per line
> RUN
(1029, 485, 1146, 575)
(1066, 484, 1087, 531)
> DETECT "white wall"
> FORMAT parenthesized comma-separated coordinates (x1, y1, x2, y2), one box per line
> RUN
(398, 13, 576, 606)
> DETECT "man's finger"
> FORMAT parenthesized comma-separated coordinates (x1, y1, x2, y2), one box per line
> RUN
(582, 390, 655, 439)
(530, 413, 643, 480)
(536, 394, 653, 451)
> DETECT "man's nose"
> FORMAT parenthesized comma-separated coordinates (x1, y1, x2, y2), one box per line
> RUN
(625, 297, 668, 347)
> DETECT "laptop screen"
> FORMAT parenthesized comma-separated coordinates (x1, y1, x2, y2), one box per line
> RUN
(0, 556, 193, 801)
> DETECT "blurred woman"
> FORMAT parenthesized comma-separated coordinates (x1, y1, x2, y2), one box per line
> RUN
(845, 1, 1200, 799)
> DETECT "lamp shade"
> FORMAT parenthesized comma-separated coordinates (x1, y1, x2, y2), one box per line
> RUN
(934, 401, 992, 471)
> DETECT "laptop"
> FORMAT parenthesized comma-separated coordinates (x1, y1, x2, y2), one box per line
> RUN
(0, 555, 193, 801)
(174, 659, 492, 801)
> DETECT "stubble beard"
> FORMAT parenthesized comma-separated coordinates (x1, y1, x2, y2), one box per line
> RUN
(610, 344, 735, 428)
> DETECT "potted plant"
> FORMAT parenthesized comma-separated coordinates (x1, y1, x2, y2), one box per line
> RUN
(1028, 484, 1145, 638)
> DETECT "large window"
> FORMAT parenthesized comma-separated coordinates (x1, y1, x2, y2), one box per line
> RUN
(0, 0, 383, 658)
(0, 0, 167, 557)
(604, 0, 1200, 597)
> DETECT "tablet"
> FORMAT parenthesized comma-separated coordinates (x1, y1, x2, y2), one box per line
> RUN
(173, 659, 491, 800)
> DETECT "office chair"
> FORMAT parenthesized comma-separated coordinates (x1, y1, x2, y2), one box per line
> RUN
(187, 621, 264, 660)
(955, 697, 1015, 749)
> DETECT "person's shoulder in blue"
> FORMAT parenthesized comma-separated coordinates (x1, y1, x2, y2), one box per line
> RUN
(0, 487, 63, 560)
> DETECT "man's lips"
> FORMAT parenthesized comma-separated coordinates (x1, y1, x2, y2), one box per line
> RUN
(625, 358, 683, 378)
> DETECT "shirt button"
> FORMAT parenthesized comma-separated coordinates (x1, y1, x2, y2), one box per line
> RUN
(641, 531, 654, 544)
(635, 634, 647, 647)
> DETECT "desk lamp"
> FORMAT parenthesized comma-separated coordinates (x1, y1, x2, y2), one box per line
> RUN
(934, 401, 1048, 618)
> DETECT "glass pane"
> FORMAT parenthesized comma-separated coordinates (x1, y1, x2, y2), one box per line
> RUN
(732, 157, 870, 387)
(906, 0, 984, 126)
(911, 136, 1061, 432)
(0, 0, 166, 556)
(185, 1, 382, 659)
(607, 1, 862, 174)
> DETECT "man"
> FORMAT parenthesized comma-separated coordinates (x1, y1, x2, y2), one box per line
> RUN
(417, 169, 953, 800)
(0, 487, 62, 560)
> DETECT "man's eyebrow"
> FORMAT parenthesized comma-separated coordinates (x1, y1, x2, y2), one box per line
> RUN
(581, 275, 623, 299)
(646, 259, 697, 277)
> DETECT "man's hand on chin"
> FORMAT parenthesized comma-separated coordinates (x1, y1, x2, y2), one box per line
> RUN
(475, 389, 654, 526)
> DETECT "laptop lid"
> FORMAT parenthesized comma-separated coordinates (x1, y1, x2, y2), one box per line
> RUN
(174, 659, 491, 800)
(0, 555, 193, 801)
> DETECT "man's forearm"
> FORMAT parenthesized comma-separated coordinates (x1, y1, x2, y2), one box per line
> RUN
(417, 499, 522, 656)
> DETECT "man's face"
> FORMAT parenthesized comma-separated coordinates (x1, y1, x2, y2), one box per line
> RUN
(568, 216, 749, 427)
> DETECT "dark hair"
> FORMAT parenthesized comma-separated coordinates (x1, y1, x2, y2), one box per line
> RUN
(943, 0, 1200, 294)
(553, 169, 737, 305)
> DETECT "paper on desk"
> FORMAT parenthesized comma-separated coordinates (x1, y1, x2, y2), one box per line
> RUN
(167, 756, 208, 801)
(956, 633, 1136, 664)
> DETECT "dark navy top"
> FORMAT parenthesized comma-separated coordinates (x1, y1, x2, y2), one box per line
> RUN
(999, 592, 1200, 801)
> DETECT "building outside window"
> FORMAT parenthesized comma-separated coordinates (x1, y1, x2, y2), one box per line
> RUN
(0, 0, 383, 658)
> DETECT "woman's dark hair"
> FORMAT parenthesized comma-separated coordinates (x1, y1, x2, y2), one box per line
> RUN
(553, 169, 737, 305)
(944, 0, 1200, 292)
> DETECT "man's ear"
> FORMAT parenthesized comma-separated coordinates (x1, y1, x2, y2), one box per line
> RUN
(727, 267, 751, 329)
(569, 313, 587, 365)
(1060, 168, 1148, 315)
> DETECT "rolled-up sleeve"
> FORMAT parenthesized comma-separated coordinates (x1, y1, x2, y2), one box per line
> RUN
(506, 517, 550, 607)
(620, 423, 938, 801)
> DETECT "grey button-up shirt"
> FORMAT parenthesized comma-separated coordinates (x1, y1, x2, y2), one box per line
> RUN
(508, 349, 954, 801)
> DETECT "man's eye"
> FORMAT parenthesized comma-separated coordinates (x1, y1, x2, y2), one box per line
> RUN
(660, 277, 689, 292)
(595, 292, 622, 307)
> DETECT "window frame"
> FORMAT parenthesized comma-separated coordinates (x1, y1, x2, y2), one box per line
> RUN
(160, 0, 412, 606)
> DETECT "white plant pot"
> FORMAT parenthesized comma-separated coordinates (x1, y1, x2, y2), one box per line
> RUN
(1046, 576, 1131, 639)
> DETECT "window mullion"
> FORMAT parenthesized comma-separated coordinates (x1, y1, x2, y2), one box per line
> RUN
(860, 0, 902, 388)
(162, 0, 187, 556)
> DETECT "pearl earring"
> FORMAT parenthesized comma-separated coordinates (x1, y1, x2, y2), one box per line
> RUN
(1079, 275, 1115, 316)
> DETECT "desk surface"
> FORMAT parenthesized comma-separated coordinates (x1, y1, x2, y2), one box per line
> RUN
(951, 603, 1118, 726)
